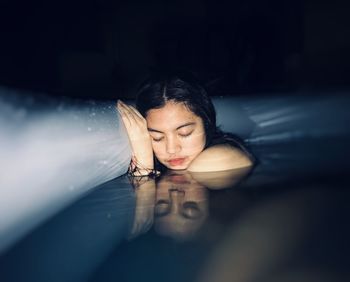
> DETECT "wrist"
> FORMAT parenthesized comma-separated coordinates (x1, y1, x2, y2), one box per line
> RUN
(128, 156, 159, 177)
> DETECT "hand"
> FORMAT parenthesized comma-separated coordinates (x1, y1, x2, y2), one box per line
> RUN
(117, 100, 154, 175)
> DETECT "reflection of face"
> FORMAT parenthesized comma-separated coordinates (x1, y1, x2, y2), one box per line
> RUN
(154, 171, 208, 241)
(146, 101, 206, 170)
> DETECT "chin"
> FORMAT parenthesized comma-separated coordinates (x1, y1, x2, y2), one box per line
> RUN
(168, 166, 187, 171)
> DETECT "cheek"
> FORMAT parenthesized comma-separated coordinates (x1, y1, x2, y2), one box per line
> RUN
(151, 142, 165, 158)
(184, 133, 206, 153)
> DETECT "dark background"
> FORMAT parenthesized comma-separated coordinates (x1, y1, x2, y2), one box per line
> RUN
(0, 0, 349, 99)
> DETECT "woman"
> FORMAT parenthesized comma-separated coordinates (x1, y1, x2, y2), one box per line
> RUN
(117, 72, 254, 176)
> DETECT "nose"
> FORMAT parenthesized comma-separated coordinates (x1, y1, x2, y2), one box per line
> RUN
(166, 136, 180, 154)
(169, 189, 185, 214)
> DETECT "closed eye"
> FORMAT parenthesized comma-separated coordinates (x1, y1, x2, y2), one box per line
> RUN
(181, 201, 202, 219)
(155, 200, 171, 216)
(152, 136, 164, 142)
(179, 131, 193, 138)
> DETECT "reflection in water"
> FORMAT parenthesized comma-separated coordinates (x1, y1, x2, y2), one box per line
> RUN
(127, 177, 156, 240)
(91, 176, 350, 282)
(154, 171, 209, 241)
(0, 166, 253, 282)
(128, 167, 252, 241)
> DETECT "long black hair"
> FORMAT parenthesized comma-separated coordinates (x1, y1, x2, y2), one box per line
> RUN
(135, 71, 255, 170)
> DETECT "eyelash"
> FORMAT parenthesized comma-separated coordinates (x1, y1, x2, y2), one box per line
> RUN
(152, 137, 164, 142)
(152, 132, 192, 142)
(179, 132, 192, 138)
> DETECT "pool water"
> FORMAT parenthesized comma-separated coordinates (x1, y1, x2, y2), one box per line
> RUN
(1, 91, 350, 282)
(1, 156, 349, 282)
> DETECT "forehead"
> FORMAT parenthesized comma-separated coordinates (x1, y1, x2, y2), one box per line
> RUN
(146, 102, 201, 129)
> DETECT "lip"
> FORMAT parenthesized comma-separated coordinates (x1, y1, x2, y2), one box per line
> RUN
(168, 174, 191, 185)
(167, 157, 187, 166)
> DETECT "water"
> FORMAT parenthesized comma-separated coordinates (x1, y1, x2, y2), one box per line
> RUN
(1, 88, 350, 281)
(1, 169, 349, 282)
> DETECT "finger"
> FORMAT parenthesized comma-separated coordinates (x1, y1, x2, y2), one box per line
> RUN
(129, 105, 145, 120)
(116, 100, 126, 116)
(117, 103, 135, 128)
(116, 99, 126, 110)
(117, 100, 132, 112)
(121, 104, 147, 129)
(117, 100, 134, 111)
(118, 101, 136, 117)
(118, 101, 138, 125)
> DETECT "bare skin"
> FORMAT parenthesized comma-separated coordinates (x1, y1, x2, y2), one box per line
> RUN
(117, 100, 154, 176)
(188, 144, 253, 172)
(117, 100, 253, 175)
(146, 101, 206, 170)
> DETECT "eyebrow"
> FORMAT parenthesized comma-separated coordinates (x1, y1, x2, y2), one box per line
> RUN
(148, 122, 196, 133)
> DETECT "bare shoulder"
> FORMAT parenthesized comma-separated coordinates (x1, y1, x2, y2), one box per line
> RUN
(187, 144, 253, 172)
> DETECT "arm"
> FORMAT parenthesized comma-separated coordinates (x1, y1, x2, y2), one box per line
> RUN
(187, 144, 253, 172)
(187, 144, 253, 189)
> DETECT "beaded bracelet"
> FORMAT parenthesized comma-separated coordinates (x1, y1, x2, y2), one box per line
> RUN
(127, 156, 160, 178)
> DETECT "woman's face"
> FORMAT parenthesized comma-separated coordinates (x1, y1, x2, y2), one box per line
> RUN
(145, 101, 206, 170)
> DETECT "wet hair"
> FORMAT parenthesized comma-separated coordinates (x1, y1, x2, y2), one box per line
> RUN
(135, 72, 255, 170)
